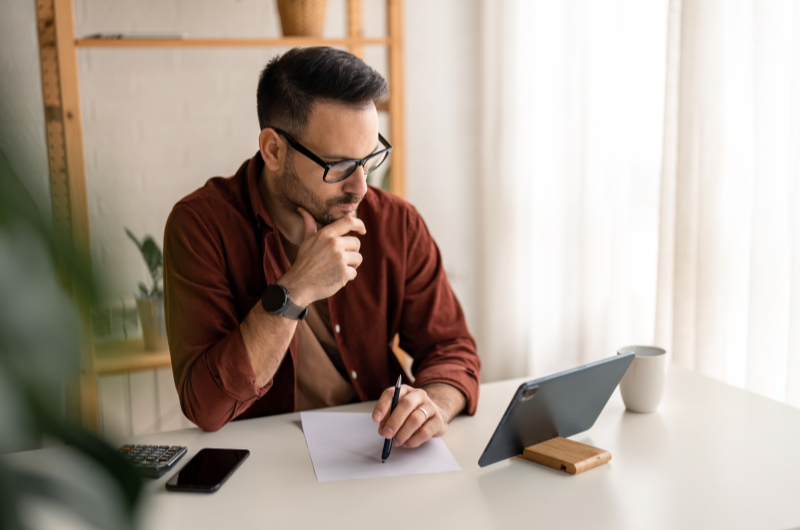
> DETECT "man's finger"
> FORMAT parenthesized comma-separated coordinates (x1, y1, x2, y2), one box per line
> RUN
(380, 389, 426, 438)
(345, 251, 363, 269)
(297, 207, 319, 241)
(402, 418, 441, 449)
(372, 384, 411, 424)
(393, 407, 433, 446)
(340, 235, 361, 252)
(326, 214, 366, 236)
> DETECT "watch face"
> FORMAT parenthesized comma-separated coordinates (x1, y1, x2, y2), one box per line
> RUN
(262, 284, 288, 313)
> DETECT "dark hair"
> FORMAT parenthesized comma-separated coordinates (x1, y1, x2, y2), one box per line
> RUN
(256, 47, 388, 134)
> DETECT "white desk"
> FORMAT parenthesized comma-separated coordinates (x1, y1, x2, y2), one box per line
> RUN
(7, 366, 800, 529)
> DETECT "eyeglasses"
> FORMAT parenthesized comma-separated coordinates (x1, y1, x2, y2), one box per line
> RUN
(271, 128, 393, 183)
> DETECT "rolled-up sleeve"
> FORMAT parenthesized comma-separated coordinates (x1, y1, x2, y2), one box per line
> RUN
(399, 207, 481, 415)
(164, 203, 269, 431)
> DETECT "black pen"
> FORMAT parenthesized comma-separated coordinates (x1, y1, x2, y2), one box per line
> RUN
(381, 374, 402, 463)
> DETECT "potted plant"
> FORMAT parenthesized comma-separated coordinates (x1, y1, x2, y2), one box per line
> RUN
(126, 229, 167, 351)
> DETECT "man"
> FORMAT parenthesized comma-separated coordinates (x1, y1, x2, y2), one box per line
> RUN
(164, 47, 480, 450)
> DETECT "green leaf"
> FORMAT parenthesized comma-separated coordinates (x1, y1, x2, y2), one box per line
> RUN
(1, 150, 98, 305)
(126, 229, 163, 295)
(124, 228, 142, 252)
(137, 283, 148, 298)
(2, 147, 142, 530)
(139, 237, 162, 276)
(27, 390, 144, 518)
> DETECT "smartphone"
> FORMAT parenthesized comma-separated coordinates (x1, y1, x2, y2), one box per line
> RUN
(165, 448, 249, 493)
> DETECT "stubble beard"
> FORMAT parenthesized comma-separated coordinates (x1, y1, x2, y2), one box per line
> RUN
(276, 153, 364, 226)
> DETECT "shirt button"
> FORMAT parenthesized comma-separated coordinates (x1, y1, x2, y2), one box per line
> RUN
(351, 370, 357, 380)
(335, 324, 341, 333)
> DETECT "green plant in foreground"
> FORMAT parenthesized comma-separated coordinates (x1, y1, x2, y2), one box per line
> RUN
(0, 147, 143, 530)
(125, 229, 163, 298)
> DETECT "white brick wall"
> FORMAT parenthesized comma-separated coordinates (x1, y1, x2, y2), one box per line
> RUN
(1, 0, 480, 438)
(404, 0, 479, 325)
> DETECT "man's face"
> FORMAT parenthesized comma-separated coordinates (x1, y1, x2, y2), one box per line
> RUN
(275, 102, 379, 226)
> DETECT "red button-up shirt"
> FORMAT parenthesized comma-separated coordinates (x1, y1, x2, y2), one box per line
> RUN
(163, 153, 480, 431)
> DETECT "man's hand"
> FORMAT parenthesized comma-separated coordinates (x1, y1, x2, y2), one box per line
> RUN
(278, 207, 366, 306)
(372, 383, 466, 449)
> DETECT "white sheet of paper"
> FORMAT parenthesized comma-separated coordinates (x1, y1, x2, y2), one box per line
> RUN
(300, 411, 461, 482)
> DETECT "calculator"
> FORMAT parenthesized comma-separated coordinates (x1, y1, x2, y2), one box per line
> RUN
(118, 444, 188, 478)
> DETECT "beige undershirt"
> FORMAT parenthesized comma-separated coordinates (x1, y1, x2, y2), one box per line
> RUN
(279, 234, 358, 412)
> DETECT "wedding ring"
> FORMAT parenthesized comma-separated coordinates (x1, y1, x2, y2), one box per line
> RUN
(418, 407, 428, 420)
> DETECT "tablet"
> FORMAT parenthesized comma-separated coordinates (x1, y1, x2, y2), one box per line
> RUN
(478, 352, 634, 467)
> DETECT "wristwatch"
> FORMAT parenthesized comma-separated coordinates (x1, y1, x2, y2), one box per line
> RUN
(261, 283, 308, 320)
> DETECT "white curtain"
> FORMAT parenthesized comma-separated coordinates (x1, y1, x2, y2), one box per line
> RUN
(478, 0, 669, 381)
(478, 0, 800, 408)
(656, 0, 800, 406)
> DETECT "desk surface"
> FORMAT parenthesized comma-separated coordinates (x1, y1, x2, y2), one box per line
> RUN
(7, 366, 800, 530)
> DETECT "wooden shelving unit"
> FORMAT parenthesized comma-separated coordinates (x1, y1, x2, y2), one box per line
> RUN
(94, 338, 171, 376)
(35, 0, 406, 432)
(75, 36, 391, 48)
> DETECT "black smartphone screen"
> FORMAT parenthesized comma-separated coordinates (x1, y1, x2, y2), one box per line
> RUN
(165, 448, 249, 493)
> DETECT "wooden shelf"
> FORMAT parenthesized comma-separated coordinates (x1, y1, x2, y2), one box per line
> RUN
(76, 36, 391, 48)
(94, 337, 172, 375)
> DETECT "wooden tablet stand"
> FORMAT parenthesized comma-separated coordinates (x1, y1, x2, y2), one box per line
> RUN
(520, 437, 611, 475)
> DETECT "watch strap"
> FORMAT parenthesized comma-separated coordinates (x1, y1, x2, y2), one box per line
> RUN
(281, 300, 308, 320)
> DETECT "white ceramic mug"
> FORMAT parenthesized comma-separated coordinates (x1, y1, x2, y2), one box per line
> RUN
(617, 345, 668, 413)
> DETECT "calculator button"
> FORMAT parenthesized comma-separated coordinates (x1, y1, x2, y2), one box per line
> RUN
(126, 445, 186, 478)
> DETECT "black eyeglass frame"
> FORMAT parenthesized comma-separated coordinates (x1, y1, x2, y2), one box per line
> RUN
(270, 127, 393, 183)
